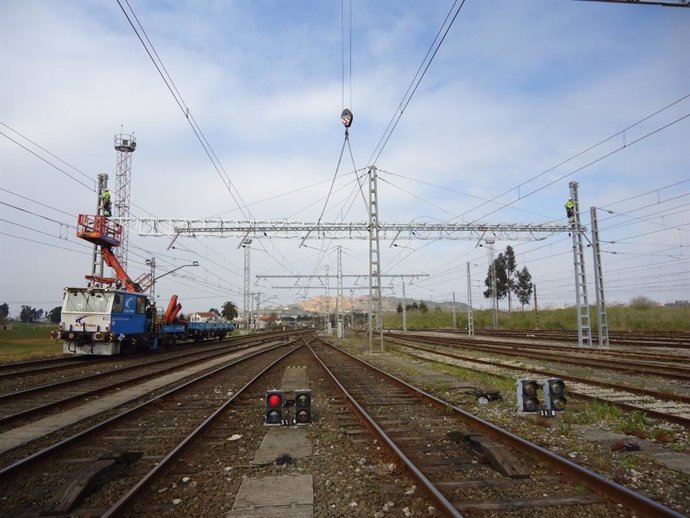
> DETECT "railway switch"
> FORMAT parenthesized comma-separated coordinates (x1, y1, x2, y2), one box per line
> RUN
(294, 389, 312, 425)
(517, 379, 540, 413)
(265, 390, 285, 425)
(543, 378, 567, 412)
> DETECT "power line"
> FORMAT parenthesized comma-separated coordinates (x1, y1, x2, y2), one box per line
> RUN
(368, 0, 468, 167)
(0, 130, 95, 191)
(115, 0, 249, 220)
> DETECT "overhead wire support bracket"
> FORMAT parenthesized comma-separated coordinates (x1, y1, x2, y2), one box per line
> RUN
(133, 219, 575, 241)
(237, 228, 251, 249)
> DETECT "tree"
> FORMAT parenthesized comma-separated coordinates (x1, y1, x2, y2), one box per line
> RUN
(0, 303, 9, 320)
(20, 306, 42, 323)
(483, 253, 509, 303)
(504, 246, 517, 312)
(630, 296, 656, 310)
(396, 302, 403, 314)
(48, 306, 62, 324)
(209, 307, 220, 316)
(419, 300, 428, 313)
(514, 267, 533, 309)
(222, 301, 239, 320)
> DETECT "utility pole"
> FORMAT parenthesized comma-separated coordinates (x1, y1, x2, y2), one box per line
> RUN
(590, 207, 610, 347)
(368, 166, 384, 353)
(466, 262, 474, 336)
(325, 265, 331, 335)
(485, 239, 498, 329)
(452, 291, 457, 329)
(146, 257, 156, 299)
(402, 281, 407, 333)
(337, 246, 344, 338)
(569, 181, 593, 347)
(242, 238, 251, 330)
(91, 173, 108, 281)
(533, 284, 539, 330)
(253, 291, 263, 331)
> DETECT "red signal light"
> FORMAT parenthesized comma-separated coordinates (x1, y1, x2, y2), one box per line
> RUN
(265, 390, 285, 426)
(268, 393, 282, 408)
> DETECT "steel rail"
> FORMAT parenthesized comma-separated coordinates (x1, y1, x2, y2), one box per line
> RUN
(315, 338, 685, 518)
(305, 338, 463, 518)
(387, 337, 690, 427)
(0, 339, 296, 477)
(0, 356, 103, 380)
(101, 343, 303, 517)
(0, 339, 278, 427)
(397, 333, 690, 380)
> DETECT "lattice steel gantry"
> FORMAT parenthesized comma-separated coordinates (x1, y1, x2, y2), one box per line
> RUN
(114, 131, 136, 272)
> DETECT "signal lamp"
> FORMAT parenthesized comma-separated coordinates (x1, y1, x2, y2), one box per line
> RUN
(265, 390, 285, 426)
(543, 378, 566, 412)
(517, 379, 540, 413)
(294, 389, 312, 425)
(341, 108, 353, 128)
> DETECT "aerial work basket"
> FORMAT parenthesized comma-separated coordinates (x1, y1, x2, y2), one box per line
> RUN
(77, 214, 122, 247)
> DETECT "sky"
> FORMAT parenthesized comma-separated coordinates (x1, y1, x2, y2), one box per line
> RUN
(1, 0, 688, 320)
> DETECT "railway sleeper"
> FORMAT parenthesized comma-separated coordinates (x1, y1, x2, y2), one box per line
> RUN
(447, 430, 530, 479)
(39, 451, 142, 516)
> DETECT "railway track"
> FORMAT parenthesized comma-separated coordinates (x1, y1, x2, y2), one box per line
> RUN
(0, 332, 686, 516)
(0, 339, 299, 515)
(0, 338, 281, 431)
(474, 329, 690, 349)
(308, 338, 684, 517)
(389, 332, 690, 382)
(386, 336, 690, 426)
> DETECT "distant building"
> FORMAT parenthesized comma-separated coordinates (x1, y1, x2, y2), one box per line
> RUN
(188, 311, 221, 323)
(257, 314, 281, 330)
(665, 300, 689, 307)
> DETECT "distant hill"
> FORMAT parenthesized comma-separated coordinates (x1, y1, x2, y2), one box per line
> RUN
(269, 295, 468, 315)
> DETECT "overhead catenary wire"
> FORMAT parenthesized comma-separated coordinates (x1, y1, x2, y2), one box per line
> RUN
(367, 0, 468, 168)
(115, 0, 249, 220)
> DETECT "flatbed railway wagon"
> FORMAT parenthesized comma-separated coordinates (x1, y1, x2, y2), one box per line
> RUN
(53, 287, 235, 355)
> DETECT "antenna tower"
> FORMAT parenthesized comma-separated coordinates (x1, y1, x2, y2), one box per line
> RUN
(114, 131, 136, 271)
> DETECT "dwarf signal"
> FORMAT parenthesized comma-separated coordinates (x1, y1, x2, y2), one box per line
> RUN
(516, 378, 567, 415)
(543, 378, 567, 412)
(294, 389, 312, 425)
(265, 390, 285, 425)
(517, 379, 540, 413)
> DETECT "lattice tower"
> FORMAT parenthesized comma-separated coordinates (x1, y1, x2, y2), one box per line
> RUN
(114, 132, 136, 271)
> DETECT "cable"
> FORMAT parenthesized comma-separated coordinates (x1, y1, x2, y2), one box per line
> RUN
(0, 122, 95, 184)
(368, 0, 468, 167)
(116, 0, 250, 221)
(0, 131, 95, 191)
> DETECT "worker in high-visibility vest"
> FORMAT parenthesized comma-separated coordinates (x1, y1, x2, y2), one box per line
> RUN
(102, 189, 111, 216)
(565, 198, 574, 224)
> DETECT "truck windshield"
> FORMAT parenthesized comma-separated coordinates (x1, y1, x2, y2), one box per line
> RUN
(64, 291, 112, 313)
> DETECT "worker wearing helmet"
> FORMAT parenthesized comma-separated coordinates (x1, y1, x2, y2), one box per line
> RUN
(565, 198, 574, 224)
(102, 189, 111, 217)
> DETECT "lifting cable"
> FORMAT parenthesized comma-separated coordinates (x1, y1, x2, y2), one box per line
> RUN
(316, 0, 359, 228)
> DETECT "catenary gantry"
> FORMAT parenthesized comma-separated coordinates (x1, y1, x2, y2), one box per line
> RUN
(122, 219, 576, 242)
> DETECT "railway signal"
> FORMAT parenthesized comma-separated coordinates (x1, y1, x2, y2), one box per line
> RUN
(294, 389, 312, 425)
(265, 390, 285, 425)
(517, 379, 540, 413)
(543, 378, 567, 412)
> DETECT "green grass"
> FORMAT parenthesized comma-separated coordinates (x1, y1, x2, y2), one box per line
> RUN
(383, 305, 690, 332)
(0, 323, 63, 362)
